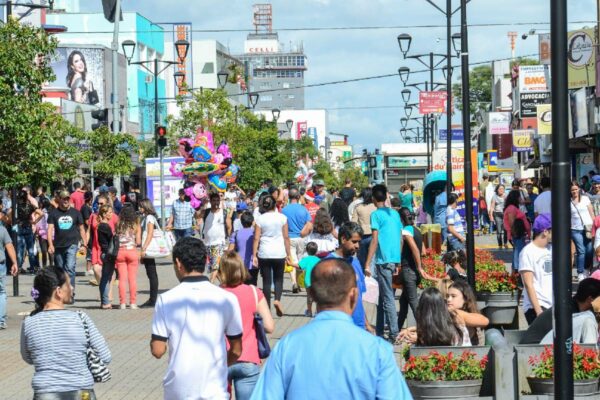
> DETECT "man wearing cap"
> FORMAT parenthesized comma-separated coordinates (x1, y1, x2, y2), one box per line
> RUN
(47, 190, 87, 301)
(519, 213, 553, 325)
(313, 179, 333, 213)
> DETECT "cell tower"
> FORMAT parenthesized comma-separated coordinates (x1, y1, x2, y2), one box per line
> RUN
(253, 4, 272, 34)
(507, 31, 517, 60)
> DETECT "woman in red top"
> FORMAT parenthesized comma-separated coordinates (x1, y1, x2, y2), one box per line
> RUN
(219, 251, 275, 400)
(89, 195, 118, 294)
(503, 190, 531, 272)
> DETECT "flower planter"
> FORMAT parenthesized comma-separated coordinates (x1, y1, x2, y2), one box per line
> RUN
(477, 291, 518, 325)
(527, 377, 600, 396)
(407, 379, 482, 399)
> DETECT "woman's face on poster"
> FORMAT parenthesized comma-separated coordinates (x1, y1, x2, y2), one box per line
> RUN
(71, 54, 85, 73)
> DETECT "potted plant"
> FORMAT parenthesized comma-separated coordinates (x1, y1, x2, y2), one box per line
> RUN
(404, 350, 488, 399)
(527, 344, 600, 395)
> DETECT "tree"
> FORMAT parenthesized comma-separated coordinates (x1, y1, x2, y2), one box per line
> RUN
(81, 126, 139, 176)
(0, 18, 87, 187)
(452, 64, 492, 116)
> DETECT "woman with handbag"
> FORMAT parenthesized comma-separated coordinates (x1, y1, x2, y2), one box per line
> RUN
(503, 190, 531, 272)
(114, 205, 141, 309)
(570, 181, 596, 282)
(21, 267, 111, 400)
(219, 251, 275, 400)
(97, 205, 117, 309)
(138, 198, 160, 308)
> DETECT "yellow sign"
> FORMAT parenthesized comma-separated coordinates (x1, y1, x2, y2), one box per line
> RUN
(568, 28, 596, 89)
(536, 104, 552, 135)
(512, 129, 533, 152)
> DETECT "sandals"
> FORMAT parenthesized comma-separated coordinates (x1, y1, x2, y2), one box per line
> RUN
(274, 301, 284, 317)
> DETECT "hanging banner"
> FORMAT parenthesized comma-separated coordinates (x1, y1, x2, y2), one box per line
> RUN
(536, 104, 552, 135)
(520, 92, 551, 117)
(145, 156, 185, 219)
(512, 129, 533, 152)
(567, 28, 596, 89)
(488, 112, 511, 135)
(539, 33, 551, 65)
(419, 91, 448, 114)
(570, 88, 589, 138)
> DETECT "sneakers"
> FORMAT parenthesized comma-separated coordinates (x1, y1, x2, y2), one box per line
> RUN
(130, 304, 139, 310)
(119, 304, 127, 310)
(0, 322, 6, 330)
(577, 273, 587, 282)
(304, 309, 313, 318)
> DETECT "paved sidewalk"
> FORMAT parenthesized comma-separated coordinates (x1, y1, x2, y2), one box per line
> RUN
(0, 235, 516, 399)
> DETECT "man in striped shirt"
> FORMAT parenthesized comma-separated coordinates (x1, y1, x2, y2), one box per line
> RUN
(446, 192, 466, 251)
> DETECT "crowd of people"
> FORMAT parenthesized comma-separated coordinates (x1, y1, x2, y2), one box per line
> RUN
(4, 173, 600, 399)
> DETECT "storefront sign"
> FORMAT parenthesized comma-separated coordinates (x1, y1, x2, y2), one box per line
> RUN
(519, 65, 550, 93)
(387, 156, 428, 168)
(539, 33, 551, 65)
(488, 112, 511, 135)
(297, 121, 307, 140)
(536, 104, 552, 135)
(419, 91, 448, 114)
(520, 92, 551, 117)
(568, 28, 596, 89)
(512, 129, 533, 152)
(439, 128, 464, 141)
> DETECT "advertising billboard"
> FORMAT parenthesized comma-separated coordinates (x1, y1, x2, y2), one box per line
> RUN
(518, 65, 550, 93)
(539, 33, 551, 65)
(488, 112, 511, 135)
(387, 156, 428, 168)
(520, 92, 551, 117)
(536, 104, 552, 135)
(419, 91, 448, 114)
(439, 128, 464, 141)
(567, 28, 596, 89)
(512, 129, 534, 152)
(145, 157, 185, 219)
(61, 99, 99, 132)
(570, 88, 589, 138)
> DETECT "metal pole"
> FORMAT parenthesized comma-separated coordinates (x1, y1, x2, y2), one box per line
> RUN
(429, 52, 435, 171)
(425, 114, 431, 170)
(460, 0, 475, 288)
(155, 58, 165, 228)
(6, 0, 11, 18)
(550, 0, 573, 397)
(446, 0, 453, 198)
(111, 0, 121, 197)
(154, 58, 159, 158)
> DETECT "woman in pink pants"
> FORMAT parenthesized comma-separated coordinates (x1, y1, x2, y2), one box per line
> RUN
(115, 205, 141, 309)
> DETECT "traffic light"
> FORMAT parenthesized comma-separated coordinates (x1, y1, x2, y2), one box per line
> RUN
(156, 126, 167, 148)
(91, 108, 108, 130)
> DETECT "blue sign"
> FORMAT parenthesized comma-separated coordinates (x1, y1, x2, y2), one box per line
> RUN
(439, 129, 464, 141)
(308, 127, 317, 147)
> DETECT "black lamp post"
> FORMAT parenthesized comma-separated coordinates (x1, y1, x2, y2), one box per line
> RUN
(248, 92, 259, 109)
(398, 67, 410, 84)
(286, 119, 294, 133)
(217, 70, 229, 89)
(272, 108, 280, 122)
(401, 89, 411, 103)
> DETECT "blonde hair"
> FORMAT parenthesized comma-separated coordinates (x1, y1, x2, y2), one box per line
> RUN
(98, 204, 113, 220)
(437, 278, 453, 299)
(218, 251, 248, 287)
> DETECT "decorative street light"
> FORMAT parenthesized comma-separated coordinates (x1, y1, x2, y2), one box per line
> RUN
(217, 70, 229, 89)
(398, 67, 410, 84)
(174, 39, 190, 61)
(451, 32, 462, 56)
(404, 105, 413, 118)
(400, 118, 408, 128)
(174, 71, 185, 88)
(286, 119, 294, 132)
(272, 108, 281, 122)
(248, 92, 259, 109)
(397, 33, 412, 57)
(401, 89, 411, 103)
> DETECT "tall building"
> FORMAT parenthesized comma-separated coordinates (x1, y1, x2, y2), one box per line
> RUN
(235, 4, 307, 111)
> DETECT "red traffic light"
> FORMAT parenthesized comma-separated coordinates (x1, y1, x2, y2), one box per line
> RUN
(156, 126, 167, 137)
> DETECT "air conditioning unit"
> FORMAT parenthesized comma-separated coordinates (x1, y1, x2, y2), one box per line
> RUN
(145, 75, 153, 84)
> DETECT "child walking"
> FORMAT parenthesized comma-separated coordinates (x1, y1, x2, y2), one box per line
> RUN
(298, 242, 320, 317)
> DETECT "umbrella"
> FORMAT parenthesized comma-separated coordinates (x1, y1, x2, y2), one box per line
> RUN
(422, 170, 448, 216)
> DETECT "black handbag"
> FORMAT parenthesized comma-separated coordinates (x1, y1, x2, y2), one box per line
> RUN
(251, 285, 271, 359)
(88, 82, 99, 105)
(106, 233, 120, 261)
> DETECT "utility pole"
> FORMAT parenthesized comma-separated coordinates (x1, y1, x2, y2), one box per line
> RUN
(445, 0, 453, 199)
(111, 0, 121, 196)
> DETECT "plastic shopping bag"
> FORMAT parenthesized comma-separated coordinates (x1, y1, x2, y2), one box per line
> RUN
(363, 276, 379, 305)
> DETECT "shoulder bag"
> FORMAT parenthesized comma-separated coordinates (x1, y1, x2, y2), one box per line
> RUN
(87, 82, 99, 105)
(77, 311, 111, 383)
(105, 231, 120, 262)
(142, 216, 172, 259)
(251, 285, 271, 359)
(572, 200, 593, 239)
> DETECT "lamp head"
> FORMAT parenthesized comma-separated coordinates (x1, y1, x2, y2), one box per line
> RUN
(217, 70, 229, 89)
(401, 89, 411, 103)
(174, 39, 190, 62)
(398, 67, 410, 84)
(397, 33, 412, 57)
(121, 40, 136, 64)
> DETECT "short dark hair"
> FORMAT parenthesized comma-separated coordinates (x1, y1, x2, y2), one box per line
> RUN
(305, 241, 318, 256)
(574, 278, 600, 303)
(73, 182, 81, 190)
(372, 184, 387, 202)
(448, 193, 458, 205)
(240, 211, 254, 228)
(289, 188, 300, 200)
(338, 222, 363, 245)
(178, 188, 186, 196)
(172, 237, 207, 273)
(399, 207, 414, 226)
(309, 259, 356, 308)
(540, 177, 551, 189)
(209, 192, 220, 201)
(390, 197, 401, 208)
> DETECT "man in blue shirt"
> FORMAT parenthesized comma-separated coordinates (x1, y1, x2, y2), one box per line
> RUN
(282, 188, 312, 293)
(250, 258, 412, 400)
(324, 222, 372, 332)
(446, 193, 466, 251)
(434, 190, 448, 243)
(365, 184, 403, 342)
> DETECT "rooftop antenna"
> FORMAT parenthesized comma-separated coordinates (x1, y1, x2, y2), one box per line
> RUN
(253, 4, 272, 34)
(507, 31, 517, 60)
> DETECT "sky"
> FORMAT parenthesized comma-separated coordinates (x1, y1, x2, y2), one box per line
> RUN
(78, 0, 598, 152)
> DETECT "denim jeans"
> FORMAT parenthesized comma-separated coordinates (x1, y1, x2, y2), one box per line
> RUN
(512, 237, 526, 271)
(375, 263, 398, 340)
(228, 362, 260, 400)
(99, 253, 116, 305)
(173, 228, 194, 241)
(33, 390, 96, 400)
(358, 235, 371, 271)
(440, 224, 448, 244)
(0, 262, 6, 325)
(571, 229, 592, 274)
(54, 244, 78, 288)
(397, 267, 419, 331)
(17, 225, 38, 271)
(448, 236, 465, 251)
(493, 212, 507, 246)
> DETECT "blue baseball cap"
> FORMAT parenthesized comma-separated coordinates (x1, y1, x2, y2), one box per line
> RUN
(591, 175, 600, 184)
(236, 202, 248, 212)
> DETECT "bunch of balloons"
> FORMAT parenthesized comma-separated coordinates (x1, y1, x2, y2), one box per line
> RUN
(169, 128, 239, 209)
(294, 157, 316, 189)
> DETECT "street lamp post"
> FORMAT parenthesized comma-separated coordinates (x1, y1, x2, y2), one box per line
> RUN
(550, 0, 573, 397)
(122, 39, 189, 228)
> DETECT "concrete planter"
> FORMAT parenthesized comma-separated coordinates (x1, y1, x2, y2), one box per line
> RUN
(477, 291, 518, 325)
(527, 377, 600, 396)
(407, 379, 482, 399)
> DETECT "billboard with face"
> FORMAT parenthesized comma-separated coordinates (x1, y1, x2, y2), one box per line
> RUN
(47, 47, 105, 107)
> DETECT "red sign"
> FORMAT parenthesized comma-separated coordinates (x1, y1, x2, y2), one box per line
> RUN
(297, 121, 307, 140)
(419, 91, 448, 114)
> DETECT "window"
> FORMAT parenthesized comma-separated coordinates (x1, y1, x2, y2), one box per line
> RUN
(202, 62, 214, 74)
(260, 95, 272, 102)
(283, 82, 290, 89)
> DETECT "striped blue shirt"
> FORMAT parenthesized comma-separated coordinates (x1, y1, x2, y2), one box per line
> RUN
(20, 310, 111, 393)
(446, 206, 465, 234)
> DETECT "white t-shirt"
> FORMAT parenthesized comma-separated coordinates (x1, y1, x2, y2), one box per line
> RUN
(233, 218, 242, 233)
(203, 209, 226, 246)
(570, 196, 593, 230)
(256, 211, 288, 259)
(519, 242, 553, 312)
(152, 276, 243, 400)
(306, 232, 338, 253)
(534, 191, 552, 215)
